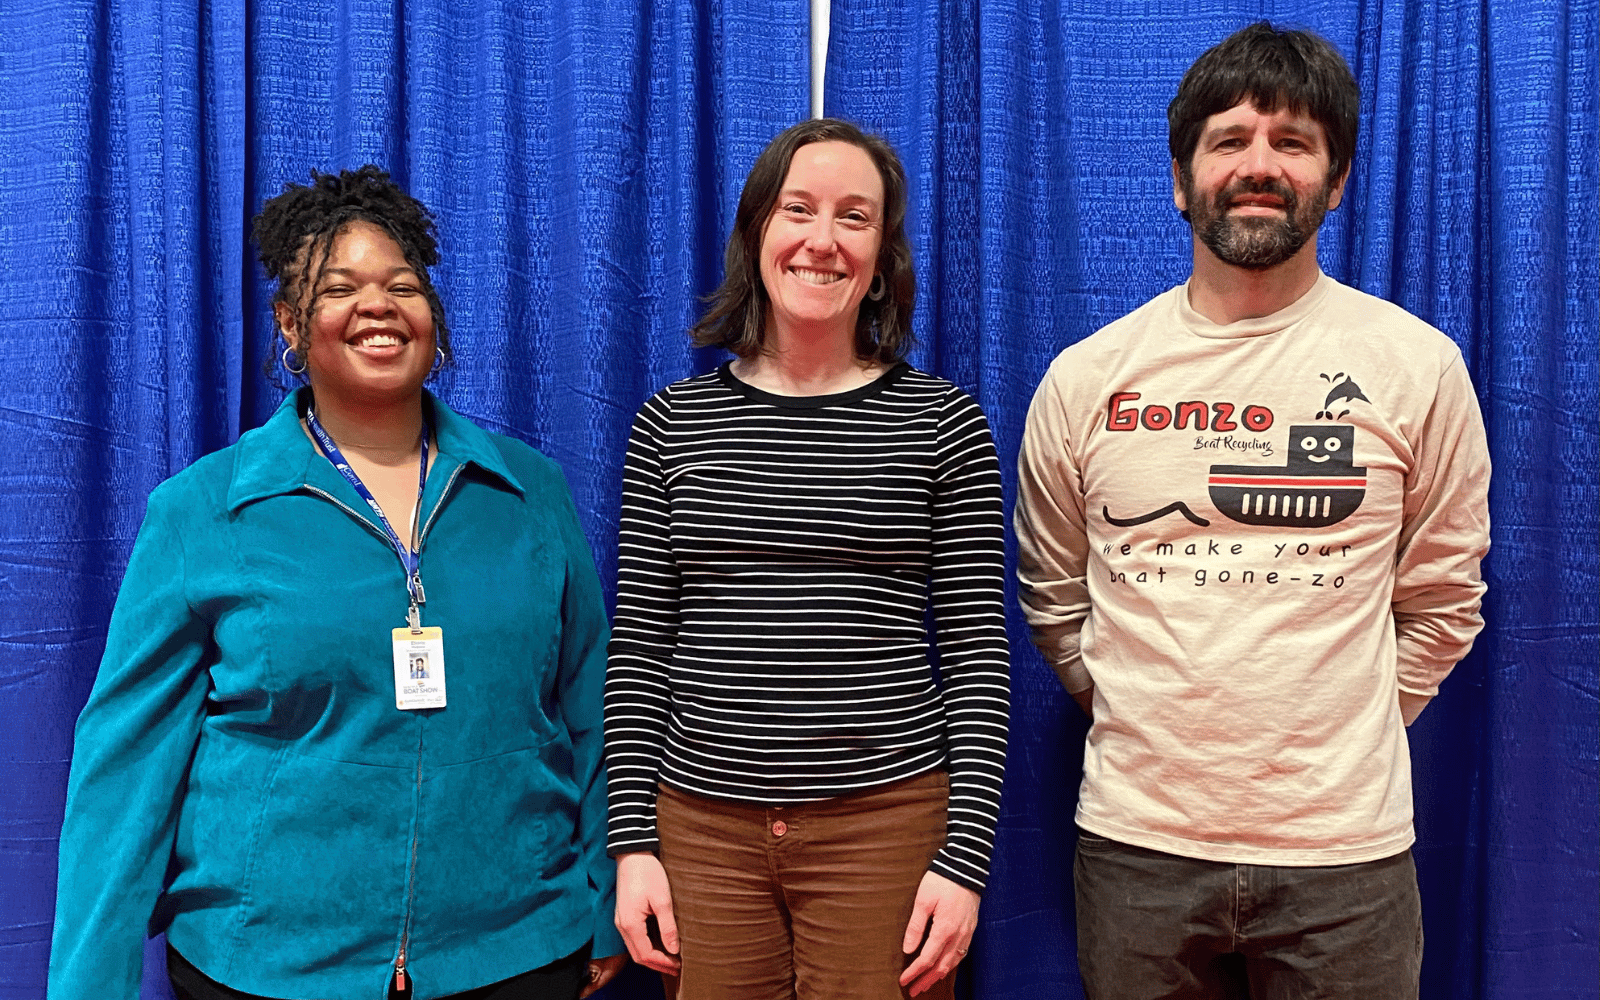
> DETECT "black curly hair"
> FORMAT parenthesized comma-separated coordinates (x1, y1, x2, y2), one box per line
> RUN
(253, 165, 451, 382)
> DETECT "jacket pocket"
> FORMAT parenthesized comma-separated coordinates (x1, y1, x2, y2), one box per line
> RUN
(168, 740, 414, 986)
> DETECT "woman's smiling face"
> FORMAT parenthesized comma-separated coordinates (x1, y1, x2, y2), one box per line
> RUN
(758, 141, 885, 342)
(277, 220, 436, 407)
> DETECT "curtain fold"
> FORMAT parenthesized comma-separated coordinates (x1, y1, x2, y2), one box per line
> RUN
(825, 2, 1597, 999)
(0, 1, 807, 996)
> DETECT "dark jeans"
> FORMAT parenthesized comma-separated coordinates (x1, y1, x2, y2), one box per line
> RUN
(1074, 830, 1422, 1000)
(167, 942, 591, 1000)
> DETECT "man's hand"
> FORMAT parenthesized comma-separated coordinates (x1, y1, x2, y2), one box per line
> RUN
(579, 954, 629, 997)
(614, 852, 681, 975)
(898, 871, 980, 996)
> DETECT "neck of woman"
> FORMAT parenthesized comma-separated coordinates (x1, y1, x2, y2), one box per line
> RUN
(733, 315, 884, 396)
(306, 387, 428, 465)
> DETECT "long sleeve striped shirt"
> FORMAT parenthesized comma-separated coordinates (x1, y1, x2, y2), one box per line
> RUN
(603, 363, 1009, 891)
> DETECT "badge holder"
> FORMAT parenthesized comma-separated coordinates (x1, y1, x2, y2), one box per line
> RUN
(392, 628, 446, 709)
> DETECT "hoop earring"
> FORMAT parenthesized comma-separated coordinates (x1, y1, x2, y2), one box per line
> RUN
(866, 273, 886, 302)
(281, 344, 308, 376)
(431, 347, 445, 375)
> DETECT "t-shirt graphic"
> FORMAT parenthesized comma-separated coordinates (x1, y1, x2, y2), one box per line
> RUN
(1107, 373, 1371, 530)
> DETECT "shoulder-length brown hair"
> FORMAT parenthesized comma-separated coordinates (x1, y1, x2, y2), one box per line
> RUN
(690, 118, 915, 364)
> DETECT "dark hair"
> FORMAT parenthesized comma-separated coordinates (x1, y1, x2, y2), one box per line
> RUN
(253, 165, 450, 381)
(1168, 22, 1359, 188)
(690, 118, 915, 364)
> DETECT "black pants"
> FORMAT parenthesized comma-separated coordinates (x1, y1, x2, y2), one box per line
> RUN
(1074, 831, 1422, 1000)
(168, 942, 592, 1000)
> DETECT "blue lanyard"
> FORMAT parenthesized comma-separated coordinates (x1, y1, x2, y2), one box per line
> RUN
(305, 408, 430, 628)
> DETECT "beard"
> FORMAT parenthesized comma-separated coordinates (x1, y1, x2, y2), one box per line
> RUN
(1186, 175, 1332, 270)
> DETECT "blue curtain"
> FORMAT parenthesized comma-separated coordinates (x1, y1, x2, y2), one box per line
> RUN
(5, 0, 1596, 997)
(825, 2, 1598, 999)
(0, 1, 807, 996)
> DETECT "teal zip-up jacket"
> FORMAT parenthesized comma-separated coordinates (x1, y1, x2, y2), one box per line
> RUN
(50, 390, 624, 1000)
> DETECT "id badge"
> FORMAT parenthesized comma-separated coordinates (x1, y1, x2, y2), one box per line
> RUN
(391, 627, 446, 710)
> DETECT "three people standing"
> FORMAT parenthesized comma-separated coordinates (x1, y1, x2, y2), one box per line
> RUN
(51, 20, 1490, 1000)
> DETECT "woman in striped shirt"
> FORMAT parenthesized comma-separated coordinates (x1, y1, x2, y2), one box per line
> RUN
(605, 119, 1010, 1000)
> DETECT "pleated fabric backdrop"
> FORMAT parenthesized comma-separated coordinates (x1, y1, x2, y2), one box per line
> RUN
(824, 1, 1598, 998)
(2, 0, 1596, 998)
(0, 1, 806, 997)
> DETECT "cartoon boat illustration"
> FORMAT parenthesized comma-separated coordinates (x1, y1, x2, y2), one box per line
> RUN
(1208, 424, 1366, 527)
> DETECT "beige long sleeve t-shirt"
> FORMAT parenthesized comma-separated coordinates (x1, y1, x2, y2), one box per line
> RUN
(1016, 272, 1490, 865)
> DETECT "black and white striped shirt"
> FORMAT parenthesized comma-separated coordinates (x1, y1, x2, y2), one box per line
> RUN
(603, 363, 1009, 891)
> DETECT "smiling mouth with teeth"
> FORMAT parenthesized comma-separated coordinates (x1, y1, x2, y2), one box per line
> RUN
(351, 332, 406, 347)
(791, 267, 845, 286)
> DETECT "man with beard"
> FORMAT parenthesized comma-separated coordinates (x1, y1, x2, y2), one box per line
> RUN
(1015, 22, 1490, 1000)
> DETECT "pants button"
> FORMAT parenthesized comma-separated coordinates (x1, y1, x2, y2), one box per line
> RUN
(772, 820, 788, 837)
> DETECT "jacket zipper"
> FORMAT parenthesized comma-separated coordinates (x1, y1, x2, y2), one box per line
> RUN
(416, 465, 464, 546)
(304, 464, 465, 999)
(394, 720, 424, 997)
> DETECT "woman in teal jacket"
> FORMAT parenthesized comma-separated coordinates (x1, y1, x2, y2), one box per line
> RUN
(49, 167, 627, 1000)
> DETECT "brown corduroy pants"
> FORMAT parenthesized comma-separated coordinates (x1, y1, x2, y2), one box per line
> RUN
(656, 772, 957, 1000)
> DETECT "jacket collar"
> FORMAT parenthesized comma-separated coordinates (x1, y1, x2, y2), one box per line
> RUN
(226, 388, 525, 513)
